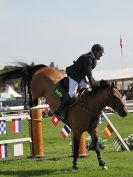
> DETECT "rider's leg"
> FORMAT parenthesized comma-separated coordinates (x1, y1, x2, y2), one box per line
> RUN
(79, 78, 89, 89)
(54, 77, 78, 118)
(78, 79, 90, 94)
(68, 77, 78, 98)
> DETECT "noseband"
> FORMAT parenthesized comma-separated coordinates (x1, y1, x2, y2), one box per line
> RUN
(108, 87, 125, 108)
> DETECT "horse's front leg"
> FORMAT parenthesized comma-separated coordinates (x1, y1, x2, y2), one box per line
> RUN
(90, 130, 108, 170)
(72, 132, 81, 169)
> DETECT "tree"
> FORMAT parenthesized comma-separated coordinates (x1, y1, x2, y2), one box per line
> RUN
(0, 65, 15, 74)
(49, 62, 59, 69)
(49, 62, 55, 68)
(0, 65, 20, 91)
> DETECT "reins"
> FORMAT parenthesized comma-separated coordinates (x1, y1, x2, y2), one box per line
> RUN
(107, 87, 125, 117)
(108, 87, 124, 107)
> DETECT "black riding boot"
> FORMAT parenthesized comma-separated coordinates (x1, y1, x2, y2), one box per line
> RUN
(54, 93, 71, 119)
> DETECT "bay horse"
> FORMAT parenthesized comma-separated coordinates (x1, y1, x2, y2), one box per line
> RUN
(0, 62, 127, 169)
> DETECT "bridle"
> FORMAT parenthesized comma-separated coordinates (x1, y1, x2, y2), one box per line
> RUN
(78, 86, 126, 118)
(107, 87, 125, 112)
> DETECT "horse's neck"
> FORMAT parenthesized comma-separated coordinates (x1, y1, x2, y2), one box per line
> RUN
(92, 89, 108, 113)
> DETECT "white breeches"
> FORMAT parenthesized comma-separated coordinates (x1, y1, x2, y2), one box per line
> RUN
(68, 77, 89, 98)
(79, 79, 89, 89)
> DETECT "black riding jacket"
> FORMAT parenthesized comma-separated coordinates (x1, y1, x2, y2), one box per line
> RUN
(66, 52, 97, 86)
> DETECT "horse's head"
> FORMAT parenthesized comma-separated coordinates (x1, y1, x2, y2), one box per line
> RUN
(107, 82, 128, 117)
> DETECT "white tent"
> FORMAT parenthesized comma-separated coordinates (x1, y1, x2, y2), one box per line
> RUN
(93, 67, 133, 90)
(93, 68, 133, 81)
(0, 85, 22, 98)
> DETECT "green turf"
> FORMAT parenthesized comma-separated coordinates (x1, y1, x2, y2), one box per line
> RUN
(0, 113, 132, 177)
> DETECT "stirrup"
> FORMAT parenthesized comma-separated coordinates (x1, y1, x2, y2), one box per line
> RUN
(54, 101, 69, 119)
(54, 111, 64, 119)
(24, 101, 31, 110)
(79, 88, 89, 95)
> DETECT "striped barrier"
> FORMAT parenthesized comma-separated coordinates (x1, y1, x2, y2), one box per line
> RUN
(102, 111, 129, 151)
(30, 99, 44, 157)
(0, 113, 32, 158)
(0, 102, 45, 159)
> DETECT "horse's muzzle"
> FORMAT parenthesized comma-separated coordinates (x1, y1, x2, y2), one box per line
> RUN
(121, 106, 128, 117)
(122, 111, 127, 117)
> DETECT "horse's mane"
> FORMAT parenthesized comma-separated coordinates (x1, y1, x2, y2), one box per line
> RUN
(99, 79, 110, 88)
(90, 80, 110, 95)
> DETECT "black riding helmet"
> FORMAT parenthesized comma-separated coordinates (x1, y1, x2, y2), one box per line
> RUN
(91, 44, 104, 54)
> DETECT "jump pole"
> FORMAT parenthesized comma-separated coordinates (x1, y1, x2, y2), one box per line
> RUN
(79, 132, 87, 157)
(30, 99, 44, 157)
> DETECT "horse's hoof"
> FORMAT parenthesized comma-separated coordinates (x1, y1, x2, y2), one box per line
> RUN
(72, 165, 78, 170)
(24, 105, 30, 110)
(24, 105, 29, 110)
(101, 166, 108, 170)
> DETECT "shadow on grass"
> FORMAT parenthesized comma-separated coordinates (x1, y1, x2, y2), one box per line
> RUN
(0, 168, 73, 177)
(0, 154, 72, 162)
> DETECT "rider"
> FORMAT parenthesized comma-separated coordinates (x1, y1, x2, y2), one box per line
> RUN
(55, 44, 104, 118)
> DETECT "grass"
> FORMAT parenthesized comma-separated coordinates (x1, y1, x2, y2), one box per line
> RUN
(0, 113, 132, 177)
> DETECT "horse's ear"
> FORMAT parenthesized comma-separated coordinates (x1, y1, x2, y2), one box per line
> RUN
(114, 81, 117, 87)
(111, 82, 115, 88)
(111, 81, 117, 88)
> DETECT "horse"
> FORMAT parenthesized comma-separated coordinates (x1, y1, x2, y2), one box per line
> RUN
(0, 62, 128, 170)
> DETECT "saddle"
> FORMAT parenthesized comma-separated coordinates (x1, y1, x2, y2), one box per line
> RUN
(52, 77, 88, 119)
(52, 77, 78, 119)
(52, 77, 69, 101)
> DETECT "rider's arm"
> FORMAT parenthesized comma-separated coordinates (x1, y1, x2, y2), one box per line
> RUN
(83, 58, 95, 86)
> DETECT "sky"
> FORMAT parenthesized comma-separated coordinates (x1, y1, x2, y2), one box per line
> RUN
(0, 0, 133, 71)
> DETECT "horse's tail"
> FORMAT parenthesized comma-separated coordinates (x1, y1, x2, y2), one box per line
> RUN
(0, 61, 47, 90)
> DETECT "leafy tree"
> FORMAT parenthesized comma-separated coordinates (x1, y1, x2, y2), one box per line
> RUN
(49, 62, 59, 69)
(0, 65, 15, 74)
(49, 62, 55, 68)
(0, 65, 20, 92)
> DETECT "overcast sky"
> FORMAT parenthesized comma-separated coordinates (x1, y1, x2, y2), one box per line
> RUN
(0, 0, 133, 71)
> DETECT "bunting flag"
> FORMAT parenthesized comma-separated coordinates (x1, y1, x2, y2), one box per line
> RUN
(43, 108, 49, 115)
(60, 125, 71, 139)
(120, 35, 123, 56)
(103, 124, 113, 139)
(45, 100, 48, 104)
(112, 137, 121, 151)
(0, 144, 8, 158)
(50, 115, 60, 126)
(0, 120, 6, 134)
(12, 119, 22, 133)
(14, 143, 23, 156)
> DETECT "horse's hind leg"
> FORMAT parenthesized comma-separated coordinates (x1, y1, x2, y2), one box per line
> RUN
(89, 130, 107, 170)
(23, 84, 38, 109)
(72, 132, 81, 169)
(24, 85, 30, 109)
(31, 98, 38, 107)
